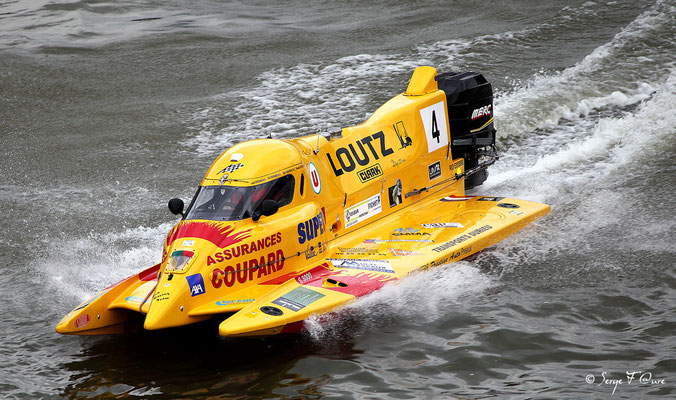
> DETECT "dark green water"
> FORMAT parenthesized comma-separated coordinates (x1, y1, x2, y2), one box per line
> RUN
(0, 0, 674, 398)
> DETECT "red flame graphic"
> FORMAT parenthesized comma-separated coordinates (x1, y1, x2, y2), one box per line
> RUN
(261, 262, 332, 286)
(165, 221, 251, 249)
(307, 270, 397, 298)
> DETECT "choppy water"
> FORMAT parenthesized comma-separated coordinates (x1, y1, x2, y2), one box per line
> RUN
(1, 0, 674, 398)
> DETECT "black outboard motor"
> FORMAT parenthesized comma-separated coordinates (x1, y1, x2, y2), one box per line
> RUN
(436, 72, 497, 189)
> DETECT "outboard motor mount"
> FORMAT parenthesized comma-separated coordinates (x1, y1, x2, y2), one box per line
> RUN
(436, 72, 497, 189)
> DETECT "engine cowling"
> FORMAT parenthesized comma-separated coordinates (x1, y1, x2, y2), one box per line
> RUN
(436, 71, 497, 189)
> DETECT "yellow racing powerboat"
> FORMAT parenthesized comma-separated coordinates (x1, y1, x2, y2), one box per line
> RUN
(56, 66, 549, 337)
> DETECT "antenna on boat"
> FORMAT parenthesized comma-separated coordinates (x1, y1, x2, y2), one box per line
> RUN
(313, 127, 342, 154)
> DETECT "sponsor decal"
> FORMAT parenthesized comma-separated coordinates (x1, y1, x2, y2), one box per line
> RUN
(308, 162, 321, 194)
(392, 228, 430, 236)
(420, 101, 449, 153)
(388, 248, 422, 257)
(391, 157, 406, 167)
(440, 195, 474, 202)
(364, 239, 433, 243)
(298, 212, 325, 244)
(393, 121, 412, 148)
(422, 253, 475, 269)
(296, 271, 314, 285)
(335, 247, 386, 256)
(74, 314, 91, 328)
(345, 193, 382, 228)
(216, 298, 254, 306)
(247, 166, 301, 185)
(471, 104, 492, 120)
(509, 210, 523, 215)
(432, 225, 493, 253)
(153, 292, 170, 302)
(186, 273, 206, 297)
(304, 244, 318, 260)
(478, 196, 504, 202)
(450, 159, 464, 172)
(210, 250, 285, 288)
(272, 286, 325, 312)
(214, 160, 299, 186)
(326, 131, 394, 176)
(448, 246, 472, 260)
(388, 179, 403, 208)
(181, 240, 195, 247)
(357, 163, 383, 183)
(328, 259, 395, 274)
(124, 296, 144, 303)
(208, 232, 281, 265)
(305, 233, 325, 260)
(422, 223, 464, 228)
(260, 262, 331, 286)
(498, 203, 520, 209)
(218, 163, 244, 174)
(428, 161, 441, 181)
(394, 228, 417, 233)
(424, 257, 449, 269)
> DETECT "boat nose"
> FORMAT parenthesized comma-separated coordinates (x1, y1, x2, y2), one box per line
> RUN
(143, 275, 203, 330)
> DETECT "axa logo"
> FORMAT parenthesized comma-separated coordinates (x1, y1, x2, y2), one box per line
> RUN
(186, 273, 206, 297)
(326, 131, 394, 176)
(471, 105, 491, 120)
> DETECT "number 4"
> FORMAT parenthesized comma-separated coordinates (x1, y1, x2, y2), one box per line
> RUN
(420, 101, 448, 153)
(431, 110, 440, 143)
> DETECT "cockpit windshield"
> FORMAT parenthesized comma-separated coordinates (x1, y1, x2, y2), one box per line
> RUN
(185, 174, 295, 221)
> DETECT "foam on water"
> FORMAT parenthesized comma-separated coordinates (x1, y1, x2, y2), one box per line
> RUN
(536, 80, 672, 173)
(468, 67, 676, 289)
(304, 262, 494, 340)
(44, 222, 172, 304)
(184, 54, 437, 154)
(415, 0, 607, 63)
(495, 0, 675, 139)
(486, 69, 675, 200)
(482, 0, 675, 205)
